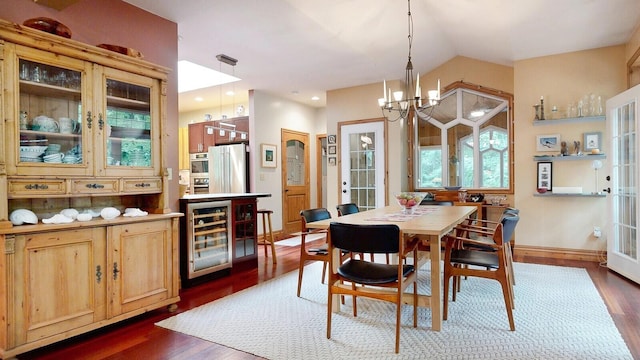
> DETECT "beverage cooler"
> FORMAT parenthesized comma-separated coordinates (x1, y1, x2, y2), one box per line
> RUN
(181, 201, 232, 286)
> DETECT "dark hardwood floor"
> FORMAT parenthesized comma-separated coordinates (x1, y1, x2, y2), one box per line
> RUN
(18, 242, 640, 360)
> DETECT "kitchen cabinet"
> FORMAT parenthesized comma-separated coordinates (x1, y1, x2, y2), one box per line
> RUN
(6, 46, 161, 179)
(231, 197, 257, 271)
(3, 216, 180, 357)
(215, 116, 249, 144)
(188, 122, 216, 153)
(180, 194, 269, 279)
(11, 228, 107, 344)
(109, 220, 177, 316)
(0, 19, 180, 359)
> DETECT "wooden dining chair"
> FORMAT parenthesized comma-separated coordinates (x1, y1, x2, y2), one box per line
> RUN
(442, 214, 520, 331)
(326, 222, 419, 354)
(335, 203, 359, 216)
(336, 203, 384, 263)
(454, 207, 519, 290)
(297, 208, 335, 297)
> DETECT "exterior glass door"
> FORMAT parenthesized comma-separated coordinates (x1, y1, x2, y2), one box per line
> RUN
(340, 121, 385, 211)
(607, 85, 640, 284)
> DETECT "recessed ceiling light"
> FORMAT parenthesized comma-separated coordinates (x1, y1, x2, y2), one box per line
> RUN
(226, 91, 235, 96)
(311, 96, 320, 101)
(178, 60, 240, 93)
(195, 97, 203, 102)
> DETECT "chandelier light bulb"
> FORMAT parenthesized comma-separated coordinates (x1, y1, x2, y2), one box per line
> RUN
(393, 91, 404, 101)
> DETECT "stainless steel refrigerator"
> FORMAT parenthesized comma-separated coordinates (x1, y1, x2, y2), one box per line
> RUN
(208, 144, 249, 193)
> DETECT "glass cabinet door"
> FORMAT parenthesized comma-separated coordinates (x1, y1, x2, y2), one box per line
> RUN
(17, 56, 88, 175)
(102, 68, 158, 176)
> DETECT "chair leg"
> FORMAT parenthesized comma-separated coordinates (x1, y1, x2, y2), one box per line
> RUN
(267, 212, 277, 264)
(327, 281, 333, 339)
(443, 272, 451, 321)
(500, 271, 516, 331)
(395, 294, 401, 354)
(297, 259, 305, 297)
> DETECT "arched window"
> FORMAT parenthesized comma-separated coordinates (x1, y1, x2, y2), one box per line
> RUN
(409, 82, 514, 192)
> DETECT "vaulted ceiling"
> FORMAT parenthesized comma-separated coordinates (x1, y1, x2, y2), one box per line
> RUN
(123, 0, 640, 112)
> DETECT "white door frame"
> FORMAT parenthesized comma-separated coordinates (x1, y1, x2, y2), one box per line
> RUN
(606, 84, 640, 285)
(338, 120, 386, 210)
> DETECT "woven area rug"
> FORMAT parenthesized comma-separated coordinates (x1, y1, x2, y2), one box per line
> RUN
(275, 232, 325, 246)
(156, 261, 632, 359)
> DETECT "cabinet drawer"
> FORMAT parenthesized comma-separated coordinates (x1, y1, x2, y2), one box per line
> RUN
(70, 179, 120, 195)
(121, 178, 162, 193)
(7, 178, 67, 198)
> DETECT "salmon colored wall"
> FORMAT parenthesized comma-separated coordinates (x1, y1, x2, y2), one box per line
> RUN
(0, 0, 180, 211)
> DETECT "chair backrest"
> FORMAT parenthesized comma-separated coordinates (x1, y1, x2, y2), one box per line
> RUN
(420, 200, 454, 206)
(336, 203, 359, 216)
(329, 222, 401, 254)
(500, 214, 519, 244)
(300, 208, 331, 231)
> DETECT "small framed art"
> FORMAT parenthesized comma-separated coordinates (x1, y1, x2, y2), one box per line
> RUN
(261, 143, 277, 168)
(583, 132, 602, 151)
(327, 134, 337, 144)
(537, 162, 552, 191)
(328, 145, 336, 155)
(328, 157, 336, 166)
(536, 134, 561, 152)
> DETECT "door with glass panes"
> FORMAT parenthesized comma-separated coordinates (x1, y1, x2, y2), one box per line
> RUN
(339, 121, 386, 211)
(607, 85, 640, 285)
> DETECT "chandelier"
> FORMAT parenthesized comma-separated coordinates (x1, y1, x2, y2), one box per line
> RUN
(378, 0, 440, 122)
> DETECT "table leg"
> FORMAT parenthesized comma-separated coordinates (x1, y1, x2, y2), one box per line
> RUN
(429, 235, 443, 331)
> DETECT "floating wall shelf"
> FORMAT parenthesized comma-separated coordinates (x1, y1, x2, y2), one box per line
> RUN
(533, 115, 605, 126)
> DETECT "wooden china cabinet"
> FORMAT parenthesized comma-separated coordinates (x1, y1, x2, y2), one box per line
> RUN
(0, 20, 181, 359)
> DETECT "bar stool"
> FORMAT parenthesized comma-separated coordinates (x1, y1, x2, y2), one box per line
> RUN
(257, 209, 277, 264)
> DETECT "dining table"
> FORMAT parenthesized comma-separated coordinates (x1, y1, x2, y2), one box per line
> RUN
(304, 204, 477, 331)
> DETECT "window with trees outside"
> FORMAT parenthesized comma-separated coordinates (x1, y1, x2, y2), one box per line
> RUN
(411, 82, 513, 192)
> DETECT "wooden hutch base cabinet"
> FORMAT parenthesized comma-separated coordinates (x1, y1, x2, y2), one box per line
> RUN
(0, 21, 181, 358)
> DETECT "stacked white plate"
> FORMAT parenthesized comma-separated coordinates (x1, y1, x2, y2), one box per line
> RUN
(43, 153, 63, 163)
(20, 145, 47, 162)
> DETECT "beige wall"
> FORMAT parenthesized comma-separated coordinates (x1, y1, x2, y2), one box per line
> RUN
(249, 90, 323, 232)
(326, 48, 626, 253)
(513, 45, 626, 251)
(1, 0, 180, 211)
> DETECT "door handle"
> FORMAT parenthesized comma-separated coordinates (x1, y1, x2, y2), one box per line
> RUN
(603, 187, 611, 193)
(342, 190, 347, 193)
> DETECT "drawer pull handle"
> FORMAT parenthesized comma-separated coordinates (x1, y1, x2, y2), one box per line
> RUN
(135, 183, 151, 188)
(113, 262, 119, 280)
(85, 183, 105, 189)
(98, 113, 104, 130)
(25, 184, 49, 190)
(96, 265, 102, 284)
(87, 111, 93, 129)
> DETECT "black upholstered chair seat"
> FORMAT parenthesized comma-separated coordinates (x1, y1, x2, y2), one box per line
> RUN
(338, 259, 414, 285)
(450, 249, 499, 269)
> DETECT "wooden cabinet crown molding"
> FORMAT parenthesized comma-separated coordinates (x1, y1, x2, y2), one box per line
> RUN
(0, 19, 170, 80)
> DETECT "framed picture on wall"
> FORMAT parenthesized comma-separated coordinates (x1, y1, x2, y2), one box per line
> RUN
(261, 144, 277, 168)
(583, 132, 602, 151)
(536, 134, 561, 152)
(328, 157, 336, 166)
(537, 161, 552, 191)
(328, 134, 337, 144)
(328, 145, 336, 155)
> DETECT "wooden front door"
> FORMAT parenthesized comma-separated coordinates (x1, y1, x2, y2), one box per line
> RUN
(281, 129, 310, 234)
